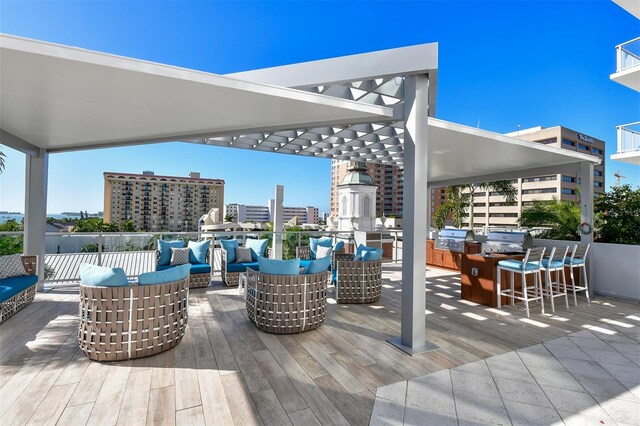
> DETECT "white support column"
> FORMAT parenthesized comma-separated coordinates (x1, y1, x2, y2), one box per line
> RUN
(272, 185, 284, 260)
(24, 149, 48, 291)
(388, 74, 437, 355)
(578, 161, 595, 294)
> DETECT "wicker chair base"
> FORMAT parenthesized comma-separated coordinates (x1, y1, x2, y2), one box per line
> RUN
(246, 269, 328, 334)
(0, 285, 36, 324)
(335, 255, 382, 304)
(224, 271, 241, 287)
(79, 277, 189, 362)
(189, 272, 210, 288)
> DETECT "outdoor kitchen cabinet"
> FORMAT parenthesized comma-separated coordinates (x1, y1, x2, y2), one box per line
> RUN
(426, 240, 481, 271)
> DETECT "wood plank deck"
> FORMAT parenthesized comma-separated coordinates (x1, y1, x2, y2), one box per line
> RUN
(1, 264, 637, 425)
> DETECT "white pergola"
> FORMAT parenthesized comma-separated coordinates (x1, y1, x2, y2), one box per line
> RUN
(0, 34, 600, 354)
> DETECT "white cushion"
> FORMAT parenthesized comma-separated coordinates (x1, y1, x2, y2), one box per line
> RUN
(170, 247, 190, 265)
(316, 245, 332, 259)
(0, 254, 27, 280)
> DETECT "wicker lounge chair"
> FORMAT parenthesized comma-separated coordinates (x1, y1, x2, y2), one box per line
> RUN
(78, 276, 189, 361)
(334, 253, 382, 304)
(245, 268, 329, 334)
(0, 255, 38, 323)
(155, 249, 210, 288)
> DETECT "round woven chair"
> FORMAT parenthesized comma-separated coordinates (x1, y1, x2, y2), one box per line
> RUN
(78, 277, 189, 361)
(334, 253, 382, 304)
(245, 268, 328, 334)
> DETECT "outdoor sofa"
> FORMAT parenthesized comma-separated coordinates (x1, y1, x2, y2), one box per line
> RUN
(0, 255, 38, 324)
(78, 263, 190, 361)
(155, 239, 211, 288)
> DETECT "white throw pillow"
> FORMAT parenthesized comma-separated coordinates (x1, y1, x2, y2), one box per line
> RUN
(235, 247, 253, 263)
(170, 247, 190, 266)
(316, 245, 332, 259)
(0, 254, 28, 280)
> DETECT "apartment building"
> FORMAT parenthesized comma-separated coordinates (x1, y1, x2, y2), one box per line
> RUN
(461, 126, 606, 228)
(103, 171, 224, 232)
(224, 201, 319, 224)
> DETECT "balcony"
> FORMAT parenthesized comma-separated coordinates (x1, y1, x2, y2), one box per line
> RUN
(611, 37, 640, 91)
(611, 121, 640, 164)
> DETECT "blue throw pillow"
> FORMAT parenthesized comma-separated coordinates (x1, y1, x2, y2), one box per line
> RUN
(310, 237, 333, 259)
(188, 240, 210, 264)
(355, 244, 380, 259)
(79, 263, 128, 287)
(362, 248, 383, 262)
(305, 255, 331, 274)
(333, 241, 345, 252)
(258, 256, 300, 275)
(158, 240, 184, 266)
(139, 264, 190, 285)
(220, 239, 239, 263)
(246, 239, 268, 261)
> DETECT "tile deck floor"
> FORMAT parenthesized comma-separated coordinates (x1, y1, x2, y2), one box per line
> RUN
(371, 319, 640, 425)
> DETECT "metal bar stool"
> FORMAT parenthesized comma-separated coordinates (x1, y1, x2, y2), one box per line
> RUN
(565, 243, 591, 306)
(540, 246, 570, 313)
(497, 247, 546, 318)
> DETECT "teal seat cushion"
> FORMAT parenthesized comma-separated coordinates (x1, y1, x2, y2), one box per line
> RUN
(498, 259, 541, 271)
(190, 263, 211, 274)
(333, 241, 345, 252)
(139, 264, 190, 286)
(310, 237, 333, 259)
(246, 239, 268, 261)
(258, 257, 300, 275)
(188, 240, 210, 264)
(226, 262, 259, 273)
(305, 256, 331, 274)
(565, 258, 585, 265)
(79, 263, 129, 287)
(157, 240, 184, 266)
(0, 275, 38, 303)
(541, 259, 564, 269)
(220, 239, 239, 263)
(362, 248, 383, 262)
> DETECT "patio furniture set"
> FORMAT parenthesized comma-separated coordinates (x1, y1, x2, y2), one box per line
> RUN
(0, 236, 383, 363)
(496, 243, 591, 317)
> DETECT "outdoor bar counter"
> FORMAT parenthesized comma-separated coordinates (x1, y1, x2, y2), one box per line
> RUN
(460, 253, 527, 307)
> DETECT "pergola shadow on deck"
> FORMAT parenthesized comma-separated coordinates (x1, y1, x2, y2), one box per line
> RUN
(1, 263, 637, 426)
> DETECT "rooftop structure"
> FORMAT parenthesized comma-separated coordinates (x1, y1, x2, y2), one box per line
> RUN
(224, 201, 319, 224)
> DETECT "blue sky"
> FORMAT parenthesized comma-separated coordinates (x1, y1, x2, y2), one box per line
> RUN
(0, 0, 638, 214)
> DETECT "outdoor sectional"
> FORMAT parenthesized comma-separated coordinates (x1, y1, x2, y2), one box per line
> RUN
(0, 255, 38, 324)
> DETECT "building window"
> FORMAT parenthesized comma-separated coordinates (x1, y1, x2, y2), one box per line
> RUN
(490, 213, 519, 218)
(594, 181, 602, 187)
(561, 188, 575, 195)
(578, 143, 589, 151)
(522, 188, 557, 195)
(592, 148, 602, 155)
(535, 138, 557, 145)
(562, 175, 575, 183)
(562, 139, 575, 147)
(594, 170, 603, 176)
(523, 175, 556, 182)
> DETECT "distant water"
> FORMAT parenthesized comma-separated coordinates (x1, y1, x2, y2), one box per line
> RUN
(0, 213, 87, 224)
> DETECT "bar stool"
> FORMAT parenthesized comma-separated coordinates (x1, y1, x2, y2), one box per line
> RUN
(540, 246, 570, 313)
(497, 247, 546, 318)
(565, 243, 591, 306)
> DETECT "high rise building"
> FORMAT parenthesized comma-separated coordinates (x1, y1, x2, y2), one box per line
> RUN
(224, 201, 319, 224)
(330, 125, 605, 228)
(462, 126, 606, 228)
(103, 171, 224, 232)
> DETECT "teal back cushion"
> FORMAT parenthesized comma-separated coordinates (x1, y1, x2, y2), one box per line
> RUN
(246, 239, 268, 261)
(158, 240, 184, 266)
(310, 237, 333, 259)
(305, 255, 331, 274)
(79, 263, 128, 287)
(188, 240, 210, 264)
(220, 239, 239, 263)
(258, 256, 301, 275)
(362, 248, 383, 262)
(333, 241, 345, 252)
(139, 264, 190, 285)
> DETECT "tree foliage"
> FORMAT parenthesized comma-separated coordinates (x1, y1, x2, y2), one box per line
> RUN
(0, 150, 5, 174)
(519, 199, 581, 241)
(74, 218, 119, 232)
(594, 185, 640, 245)
(0, 219, 23, 255)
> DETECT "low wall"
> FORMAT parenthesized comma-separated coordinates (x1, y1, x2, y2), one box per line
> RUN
(533, 239, 640, 302)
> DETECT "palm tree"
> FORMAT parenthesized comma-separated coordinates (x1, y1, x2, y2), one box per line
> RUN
(0, 151, 5, 174)
(519, 199, 580, 240)
(433, 181, 517, 230)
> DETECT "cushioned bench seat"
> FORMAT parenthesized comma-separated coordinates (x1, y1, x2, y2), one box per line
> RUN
(157, 263, 212, 274)
(0, 275, 38, 303)
(226, 262, 259, 273)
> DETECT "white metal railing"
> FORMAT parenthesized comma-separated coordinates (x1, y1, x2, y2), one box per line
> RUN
(617, 122, 640, 154)
(616, 37, 640, 72)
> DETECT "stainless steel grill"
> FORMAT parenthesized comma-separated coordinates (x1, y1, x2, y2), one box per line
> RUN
(435, 229, 476, 253)
(482, 231, 533, 254)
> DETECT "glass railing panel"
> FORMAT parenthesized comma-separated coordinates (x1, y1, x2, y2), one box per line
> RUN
(618, 122, 640, 153)
(617, 37, 640, 72)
